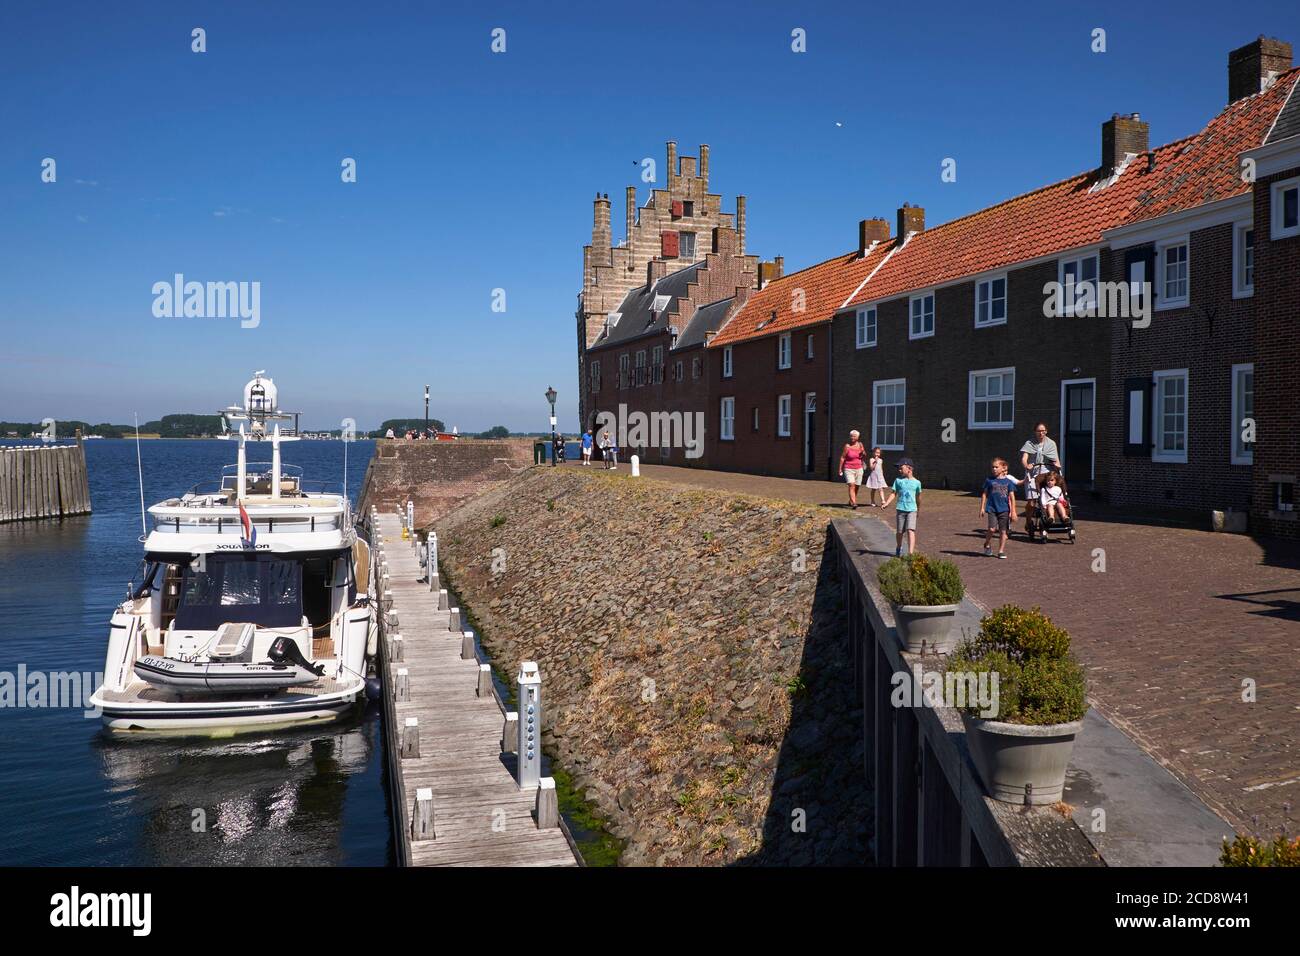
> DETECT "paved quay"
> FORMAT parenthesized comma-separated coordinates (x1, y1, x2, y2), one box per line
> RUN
(623, 461, 1300, 840)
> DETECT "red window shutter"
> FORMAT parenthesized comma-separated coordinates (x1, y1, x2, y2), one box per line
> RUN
(662, 231, 679, 258)
(671, 200, 684, 219)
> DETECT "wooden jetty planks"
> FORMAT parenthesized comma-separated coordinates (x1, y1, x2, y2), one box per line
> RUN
(374, 513, 578, 868)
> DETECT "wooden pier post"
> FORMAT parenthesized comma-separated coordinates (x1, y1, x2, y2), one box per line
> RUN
(448, 607, 461, 632)
(396, 667, 410, 702)
(401, 717, 420, 759)
(411, 788, 435, 841)
(502, 712, 518, 753)
(461, 630, 476, 661)
(536, 777, 558, 829)
(476, 663, 492, 698)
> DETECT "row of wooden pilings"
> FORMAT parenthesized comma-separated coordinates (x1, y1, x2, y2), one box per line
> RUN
(371, 504, 572, 864)
(0, 438, 92, 522)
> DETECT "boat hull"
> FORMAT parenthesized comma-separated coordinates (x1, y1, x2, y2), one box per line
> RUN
(90, 679, 364, 734)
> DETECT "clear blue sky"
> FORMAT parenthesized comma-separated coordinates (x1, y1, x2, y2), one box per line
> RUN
(2, 1, 1297, 431)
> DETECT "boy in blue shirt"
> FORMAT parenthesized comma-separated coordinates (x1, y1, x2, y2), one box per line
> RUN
(979, 457, 1020, 559)
(882, 458, 922, 557)
(581, 429, 593, 466)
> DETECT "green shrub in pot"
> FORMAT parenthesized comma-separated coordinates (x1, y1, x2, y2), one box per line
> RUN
(876, 554, 964, 607)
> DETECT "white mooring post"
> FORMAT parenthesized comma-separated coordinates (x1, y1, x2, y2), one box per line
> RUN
(429, 532, 438, 571)
(476, 663, 492, 698)
(461, 630, 476, 661)
(411, 788, 435, 841)
(516, 662, 541, 790)
(631, 453, 640, 477)
(536, 777, 558, 829)
(502, 711, 518, 753)
(396, 667, 410, 701)
(401, 717, 420, 758)
(406, 500, 414, 543)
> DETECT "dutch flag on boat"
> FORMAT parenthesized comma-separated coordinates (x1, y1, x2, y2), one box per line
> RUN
(238, 499, 256, 548)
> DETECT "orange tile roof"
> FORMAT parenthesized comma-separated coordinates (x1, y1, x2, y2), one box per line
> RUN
(710, 242, 891, 347)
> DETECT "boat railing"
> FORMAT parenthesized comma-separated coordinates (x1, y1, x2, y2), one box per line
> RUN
(150, 511, 345, 534)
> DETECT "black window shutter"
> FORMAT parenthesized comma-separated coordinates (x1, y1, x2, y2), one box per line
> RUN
(1123, 377, 1150, 456)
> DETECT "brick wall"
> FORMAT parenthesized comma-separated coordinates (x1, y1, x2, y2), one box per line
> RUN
(358, 439, 535, 526)
(831, 257, 1113, 495)
(1252, 166, 1300, 537)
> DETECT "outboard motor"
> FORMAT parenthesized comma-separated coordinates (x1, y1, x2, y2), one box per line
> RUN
(267, 636, 326, 677)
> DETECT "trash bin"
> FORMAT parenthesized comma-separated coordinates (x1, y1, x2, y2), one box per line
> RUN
(534, 441, 547, 465)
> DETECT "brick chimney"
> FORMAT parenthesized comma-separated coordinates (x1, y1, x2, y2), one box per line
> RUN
(758, 258, 784, 289)
(859, 218, 889, 256)
(712, 224, 737, 255)
(666, 141, 678, 181)
(1101, 113, 1149, 175)
(592, 193, 611, 253)
(625, 186, 636, 246)
(700, 144, 710, 187)
(736, 196, 747, 256)
(1229, 36, 1293, 103)
(648, 258, 668, 287)
(896, 204, 925, 241)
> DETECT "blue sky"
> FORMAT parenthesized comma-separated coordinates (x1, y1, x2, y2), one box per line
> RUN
(2, 1, 1298, 431)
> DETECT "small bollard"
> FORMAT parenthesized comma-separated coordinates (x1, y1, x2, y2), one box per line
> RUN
(448, 607, 461, 632)
(476, 663, 492, 698)
(437, 588, 448, 611)
(461, 630, 476, 661)
(411, 787, 435, 841)
(536, 777, 558, 829)
(383, 589, 393, 614)
(386, 609, 399, 630)
(429, 571, 440, 594)
(401, 717, 420, 758)
(390, 634, 404, 662)
(396, 667, 410, 701)
(502, 711, 518, 753)
(631, 453, 640, 477)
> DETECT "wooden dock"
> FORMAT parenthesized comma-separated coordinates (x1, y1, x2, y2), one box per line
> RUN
(372, 510, 580, 867)
(0, 439, 92, 523)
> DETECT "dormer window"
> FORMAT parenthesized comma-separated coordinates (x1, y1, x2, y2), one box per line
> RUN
(651, 294, 671, 313)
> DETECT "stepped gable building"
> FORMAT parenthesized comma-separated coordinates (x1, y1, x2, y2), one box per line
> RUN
(577, 141, 758, 435)
(706, 220, 893, 478)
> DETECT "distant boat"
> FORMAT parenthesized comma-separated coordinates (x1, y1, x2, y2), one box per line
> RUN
(89, 372, 377, 733)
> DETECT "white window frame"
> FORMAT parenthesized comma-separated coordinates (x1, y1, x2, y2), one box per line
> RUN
(777, 395, 792, 437)
(855, 306, 877, 348)
(872, 378, 906, 451)
(680, 231, 696, 258)
(777, 332, 792, 369)
(974, 274, 1008, 328)
(1156, 238, 1189, 310)
(1057, 253, 1099, 317)
(1231, 363, 1254, 466)
(722, 345, 733, 378)
(1152, 368, 1189, 464)
(720, 397, 735, 441)
(1232, 224, 1255, 298)
(909, 292, 935, 340)
(1271, 176, 1300, 240)
(967, 367, 1016, 430)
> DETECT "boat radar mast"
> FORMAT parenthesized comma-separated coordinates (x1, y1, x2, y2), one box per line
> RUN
(217, 372, 302, 501)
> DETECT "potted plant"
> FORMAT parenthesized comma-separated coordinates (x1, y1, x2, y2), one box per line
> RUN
(876, 554, 965, 653)
(948, 605, 1088, 805)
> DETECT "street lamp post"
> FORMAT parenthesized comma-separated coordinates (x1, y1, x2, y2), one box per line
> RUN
(545, 386, 558, 468)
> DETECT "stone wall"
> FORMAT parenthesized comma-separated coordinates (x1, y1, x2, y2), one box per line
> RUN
(433, 468, 872, 865)
(358, 438, 535, 525)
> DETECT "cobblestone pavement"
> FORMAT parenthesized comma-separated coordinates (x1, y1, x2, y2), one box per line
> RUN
(628, 461, 1300, 838)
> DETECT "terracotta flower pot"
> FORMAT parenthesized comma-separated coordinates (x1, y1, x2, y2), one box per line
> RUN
(961, 712, 1085, 805)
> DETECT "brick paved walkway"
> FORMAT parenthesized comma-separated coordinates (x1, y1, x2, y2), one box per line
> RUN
(627, 461, 1300, 838)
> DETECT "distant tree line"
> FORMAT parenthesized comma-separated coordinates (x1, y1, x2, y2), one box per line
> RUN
(1, 414, 224, 439)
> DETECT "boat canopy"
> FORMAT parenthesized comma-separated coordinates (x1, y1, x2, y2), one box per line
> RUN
(173, 553, 304, 630)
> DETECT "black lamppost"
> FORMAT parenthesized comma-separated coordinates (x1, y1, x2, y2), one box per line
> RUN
(424, 385, 430, 437)
(545, 386, 558, 467)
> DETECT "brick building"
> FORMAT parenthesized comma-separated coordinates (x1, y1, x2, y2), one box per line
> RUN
(577, 142, 757, 436)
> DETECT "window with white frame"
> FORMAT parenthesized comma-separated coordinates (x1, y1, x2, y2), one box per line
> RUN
(680, 232, 696, 258)
(856, 307, 877, 348)
(1159, 240, 1189, 307)
(777, 333, 792, 369)
(968, 368, 1015, 429)
(872, 379, 906, 450)
(1233, 225, 1254, 297)
(1059, 253, 1098, 316)
(1272, 176, 1300, 239)
(909, 293, 935, 339)
(591, 360, 601, 392)
(1152, 369, 1188, 463)
(720, 397, 735, 441)
(777, 395, 792, 437)
(722, 345, 733, 378)
(975, 276, 1007, 327)
(806, 333, 814, 359)
(1231, 363, 1254, 465)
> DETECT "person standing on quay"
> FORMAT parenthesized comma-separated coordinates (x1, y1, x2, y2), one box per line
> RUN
(865, 446, 887, 507)
(837, 429, 867, 510)
(581, 428, 593, 466)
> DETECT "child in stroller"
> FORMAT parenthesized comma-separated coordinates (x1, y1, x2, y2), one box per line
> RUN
(1023, 466, 1076, 543)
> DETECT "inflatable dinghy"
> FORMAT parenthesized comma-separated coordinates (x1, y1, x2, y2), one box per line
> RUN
(135, 635, 325, 694)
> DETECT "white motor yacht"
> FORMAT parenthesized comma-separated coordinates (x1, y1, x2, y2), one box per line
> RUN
(89, 373, 377, 732)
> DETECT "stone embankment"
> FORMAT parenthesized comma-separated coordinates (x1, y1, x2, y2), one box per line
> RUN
(358, 438, 533, 523)
(432, 467, 871, 865)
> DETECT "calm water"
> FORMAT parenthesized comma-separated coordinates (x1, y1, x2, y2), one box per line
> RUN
(0, 438, 393, 866)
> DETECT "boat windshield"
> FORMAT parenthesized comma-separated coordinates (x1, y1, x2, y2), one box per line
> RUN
(173, 555, 303, 630)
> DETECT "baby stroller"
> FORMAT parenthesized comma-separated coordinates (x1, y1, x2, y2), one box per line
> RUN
(1022, 465, 1076, 544)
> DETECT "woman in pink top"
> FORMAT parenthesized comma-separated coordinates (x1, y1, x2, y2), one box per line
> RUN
(838, 429, 868, 510)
